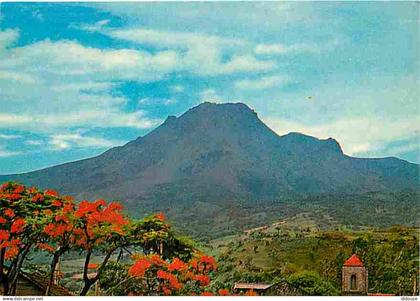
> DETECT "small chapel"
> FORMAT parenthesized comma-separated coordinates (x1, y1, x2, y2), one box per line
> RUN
(342, 254, 368, 295)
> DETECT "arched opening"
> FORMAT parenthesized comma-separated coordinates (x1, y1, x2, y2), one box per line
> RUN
(350, 274, 357, 290)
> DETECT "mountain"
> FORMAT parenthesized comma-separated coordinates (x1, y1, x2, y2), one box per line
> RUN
(1, 102, 418, 238)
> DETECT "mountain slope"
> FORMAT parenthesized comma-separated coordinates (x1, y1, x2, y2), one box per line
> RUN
(1, 102, 418, 233)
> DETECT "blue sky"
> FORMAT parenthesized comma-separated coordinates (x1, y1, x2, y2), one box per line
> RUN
(0, 2, 418, 174)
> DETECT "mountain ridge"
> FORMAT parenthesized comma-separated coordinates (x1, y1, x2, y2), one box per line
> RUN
(0, 102, 418, 221)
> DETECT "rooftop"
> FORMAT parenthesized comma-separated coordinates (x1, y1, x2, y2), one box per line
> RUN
(233, 283, 273, 290)
(343, 254, 364, 267)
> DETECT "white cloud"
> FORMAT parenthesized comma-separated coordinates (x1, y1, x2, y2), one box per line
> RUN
(264, 116, 419, 157)
(137, 97, 177, 106)
(49, 133, 123, 150)
(0, 70, 36, 84)
(77, 19, 110, 32)
(199, 89, 224, 103)
(235, 75, 291, 90)
(0, 145, 20, 157)
(0, 110, 158, 131)
(0, 29, 19, 49)
(26, 140, 43, 146)
(0, 39, 179, 80)
(254, 39, 341, 55)
(0, 31, 166, 132)
(0, 26, 276, 136)
(107, 28, 242, 50)
(0, 134, 21, 140)
(170, 85, 185, 93)
(385, 142, 419, 157)
(51, 82, 114, 92)
(104, 27, 276, 75)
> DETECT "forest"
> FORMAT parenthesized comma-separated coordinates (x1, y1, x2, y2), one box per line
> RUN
(0, 181, 418, 296)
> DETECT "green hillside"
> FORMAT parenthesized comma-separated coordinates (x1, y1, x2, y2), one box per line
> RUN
(206, 219, 419, 296)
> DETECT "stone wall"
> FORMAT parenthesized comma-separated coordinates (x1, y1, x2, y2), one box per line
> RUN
(342, 266, 368, 295)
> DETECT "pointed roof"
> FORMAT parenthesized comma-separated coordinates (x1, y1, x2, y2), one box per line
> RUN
(343, 254, 364, 267)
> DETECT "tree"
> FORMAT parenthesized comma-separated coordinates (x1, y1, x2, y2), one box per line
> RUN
(40, 194, 77, 295)
(129, 213, 195, 261)
(286, 271, 339, 296)
(0, 182, 59, 295)
(72, 200, 130, 295)
(104, 253, 218, 296)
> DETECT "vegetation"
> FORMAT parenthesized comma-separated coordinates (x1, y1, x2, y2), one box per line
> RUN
(209, 220, 419, 296)
(168, 190, 420, 241)
(1, 181, 418, 296)
(0, 182, 219, 296)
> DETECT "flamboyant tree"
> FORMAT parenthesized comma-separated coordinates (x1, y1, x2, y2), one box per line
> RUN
(39, 192, 77, 296)
(72, 199, 130, 295)
(102, 253, 219, 296)
(0, 182, 222, 297)
(0, 183, 63, 295)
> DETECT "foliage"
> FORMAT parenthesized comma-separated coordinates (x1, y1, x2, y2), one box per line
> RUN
(0, 182, 214, 296)
(286, 271, 339, 296)
(212, 222, 419, 296)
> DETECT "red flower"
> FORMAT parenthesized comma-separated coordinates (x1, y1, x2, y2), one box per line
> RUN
(5, 245, 19, 259)
(190, 259, 198, 269)
(37, 243, 55, 253)
(162, 287, 172, 296)
(88, 263, 99, 269)
(44, 189, 59, 197)
(201, 292, 214, 296)
(155, 212, 165, 221)
(13, 185, 25, 194)
(0, 230, 10, 241)
(55, 214, 70, 223)
(0, 217, 6, 224)
(44, 223, 67, 237)
(168, 258, 187, 272)
(8, 194, 21, 201)
(129, 258, 152, 278)
(219, 289, 230, 296)
(157, 270, 182, 290)
(51, 200, 62, 207)
(0, 183, 9, 192)
(62, 195, 73, 202)
(245, 289, 258, 296)
(11, 218, 25, 233)
(32, 193, 44, 202)
(28, 187, 37, 194)
(150, 254, 166, 266)
(200, 255, 217, 271)
(157, 269, 168, 279)
(193, 274, 210, 286)
(63, 203, 74, 213)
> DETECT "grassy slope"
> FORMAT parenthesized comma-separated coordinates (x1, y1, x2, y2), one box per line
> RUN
(206, 214, 419, 295)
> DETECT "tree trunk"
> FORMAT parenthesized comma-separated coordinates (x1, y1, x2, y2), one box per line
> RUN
(80, 281, 93, 296)
(80, 248, 115, 296)
(0, 249, 10, 295)
(116, 248, 123, 263)
(45, 253, 60, 296)
(80, 250, 92, 296)
(10, 244, 32, 295)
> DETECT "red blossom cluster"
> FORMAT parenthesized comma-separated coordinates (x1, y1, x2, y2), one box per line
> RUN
(10, 219, 25, 233)
(0, 182, 133, 296)
(0, 182, 226, 297)
(154, 212, 166, 221)
(88, 263, 99, 269)
(129, 258, 152, 278)
(37, 243, 56, 253)
(128, 254, 218, 296)
(72, 199, 128, 249)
